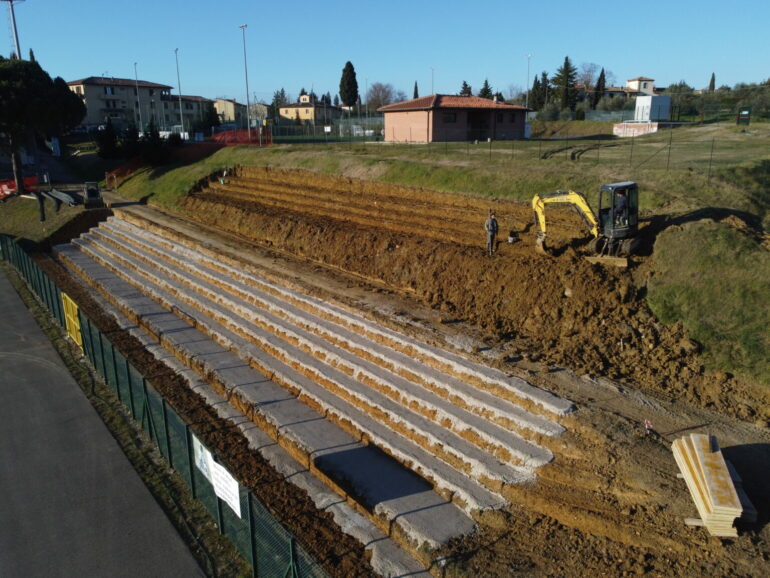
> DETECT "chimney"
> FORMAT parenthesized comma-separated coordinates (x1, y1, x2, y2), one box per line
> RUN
(493, 95, 498, 103)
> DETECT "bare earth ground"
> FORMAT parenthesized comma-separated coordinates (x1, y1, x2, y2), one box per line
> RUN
(34, 166, 770, 576)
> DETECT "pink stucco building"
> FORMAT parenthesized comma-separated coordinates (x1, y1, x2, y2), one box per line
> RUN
(378, 94, 529, 143)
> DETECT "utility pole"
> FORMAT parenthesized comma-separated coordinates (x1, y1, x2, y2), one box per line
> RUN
(174, 48, 184, 138)
(1, 0, 23, 59)
(239, 24, 252, 143)
(525, 54, 532, 109)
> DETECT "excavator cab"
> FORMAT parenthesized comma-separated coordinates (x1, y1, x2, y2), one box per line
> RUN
(598, 182, 638, 241)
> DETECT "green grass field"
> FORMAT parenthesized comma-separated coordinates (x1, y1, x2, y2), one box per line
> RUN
(3, 122, 768, 386)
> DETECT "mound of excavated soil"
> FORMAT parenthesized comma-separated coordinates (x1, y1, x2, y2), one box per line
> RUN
(179, 166, 770, 426)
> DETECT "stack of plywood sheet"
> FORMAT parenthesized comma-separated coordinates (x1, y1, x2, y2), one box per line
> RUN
(672, 433, 743, 538)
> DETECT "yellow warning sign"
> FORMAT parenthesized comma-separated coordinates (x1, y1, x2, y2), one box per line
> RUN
(61, 292, 82, 350)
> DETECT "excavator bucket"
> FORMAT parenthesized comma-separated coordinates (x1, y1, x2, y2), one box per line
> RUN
(585, 255, 629, 268)
(535, 234, 548, 255)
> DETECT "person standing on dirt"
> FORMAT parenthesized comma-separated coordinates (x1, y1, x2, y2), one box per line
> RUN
(485, 210, 499, 256)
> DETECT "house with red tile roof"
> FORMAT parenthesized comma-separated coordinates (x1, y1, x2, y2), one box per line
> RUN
(377, 94, 529, 143)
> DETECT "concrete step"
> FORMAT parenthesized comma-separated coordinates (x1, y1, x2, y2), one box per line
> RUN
(105, 215, 571, 427)
(57, 240, 512, 516)
(75, 231, 535, 489)
(54, 243, 480, 558)
(98, 219, 558, 465)
(67, 274, 430, 576)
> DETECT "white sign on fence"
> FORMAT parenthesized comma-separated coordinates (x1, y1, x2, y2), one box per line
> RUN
(192, 434, 242, 518)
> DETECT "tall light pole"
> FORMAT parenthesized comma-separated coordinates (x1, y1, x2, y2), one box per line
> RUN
(174, 48, 184, 138)
(525, 54, 532, 109)
(134, 62, 143, 131)
(239, 24, 252, 142)
(1, 0, 23, 59)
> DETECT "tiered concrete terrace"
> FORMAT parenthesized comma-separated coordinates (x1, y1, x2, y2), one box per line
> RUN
(53, 209, 575, 573)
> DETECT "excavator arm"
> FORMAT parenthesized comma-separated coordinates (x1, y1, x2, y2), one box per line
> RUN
(531, 190, 600, 252)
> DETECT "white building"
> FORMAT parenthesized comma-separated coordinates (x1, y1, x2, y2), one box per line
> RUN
(634, 95, 671, 122)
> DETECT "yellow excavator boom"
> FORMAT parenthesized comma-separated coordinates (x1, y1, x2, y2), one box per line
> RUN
(531, 190, 600, 239)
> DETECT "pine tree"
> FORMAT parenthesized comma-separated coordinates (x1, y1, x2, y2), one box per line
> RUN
(299, 87, 307, 96)
(551, 56, 578, 111)
(459, 81, 472, 96)
(709, 72, 716, 92)
(592, 68, 606, 109)
(413, 81, 419, 99)
(28, 48, 36, 62)
(334, 94, 340, 106)
(478, 79, 493, 99)
(339, 61, 359, 107)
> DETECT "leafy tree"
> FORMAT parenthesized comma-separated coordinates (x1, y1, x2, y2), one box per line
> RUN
(394, 90, 407, 102)
(459, 81, 472, 96)
(339, 61, 359, 107)
(413, 81, 419, 99)
(478, 79, 494, 99)
(538, 102, 560, 121)
(551, 56, 578, 110)
(592, 68, 606, 109)
(0, 56, 85, 193)
(709, 72, 716, 92)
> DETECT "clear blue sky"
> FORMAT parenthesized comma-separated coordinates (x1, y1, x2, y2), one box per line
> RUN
(3, 0, 767, 104)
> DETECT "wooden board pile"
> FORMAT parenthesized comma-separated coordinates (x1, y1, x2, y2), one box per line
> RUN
(672, 433, 752, 538)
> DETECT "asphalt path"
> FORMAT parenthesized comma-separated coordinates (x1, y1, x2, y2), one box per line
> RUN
(0, 270, 205, 578)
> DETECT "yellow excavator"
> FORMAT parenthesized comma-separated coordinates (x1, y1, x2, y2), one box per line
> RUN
(532, 181, 639, 267)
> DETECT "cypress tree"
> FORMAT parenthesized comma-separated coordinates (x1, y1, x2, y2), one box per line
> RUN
(413, 81, 419, 99)
(708, 72, 716, 92)
(592, 68, 606, 109)
(339, 61, 359, 107)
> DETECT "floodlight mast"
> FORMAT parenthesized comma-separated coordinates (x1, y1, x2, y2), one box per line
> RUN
(2, 0, 24, 59)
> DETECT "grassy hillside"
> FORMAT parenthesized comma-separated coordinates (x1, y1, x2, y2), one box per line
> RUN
(648, 221, 770, 385)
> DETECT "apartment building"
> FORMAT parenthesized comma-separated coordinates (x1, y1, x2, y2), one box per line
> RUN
(68, 76, 213, 131)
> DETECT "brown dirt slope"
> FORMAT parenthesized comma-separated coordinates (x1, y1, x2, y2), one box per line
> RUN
(180, 166, 770, 426)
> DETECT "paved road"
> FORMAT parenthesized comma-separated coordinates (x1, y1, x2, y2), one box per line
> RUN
(0, 270, 205, 578)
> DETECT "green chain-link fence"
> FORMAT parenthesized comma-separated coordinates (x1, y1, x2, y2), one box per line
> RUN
(0, 234, 327, 578)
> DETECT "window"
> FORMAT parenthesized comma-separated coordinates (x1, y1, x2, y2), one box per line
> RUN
(149, 89, 155, 96)
(442, 112, 457, 123)
(103, 86, 115, 95)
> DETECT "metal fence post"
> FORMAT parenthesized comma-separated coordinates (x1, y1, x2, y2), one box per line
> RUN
(161, 398, 172, 460)
(247, 495, 258, 577)
(708, 137, 715, 182)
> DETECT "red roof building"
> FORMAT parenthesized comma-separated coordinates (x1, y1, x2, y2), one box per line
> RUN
(378, 94, 529, 142)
